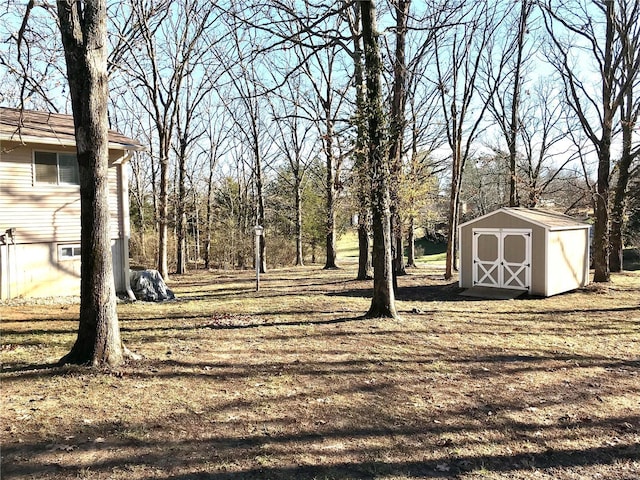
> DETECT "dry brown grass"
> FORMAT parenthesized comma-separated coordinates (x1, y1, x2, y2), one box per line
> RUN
(1, 263, 639, 480)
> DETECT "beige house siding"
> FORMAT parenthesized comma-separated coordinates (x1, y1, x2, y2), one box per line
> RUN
(0, 142, 123, 243)
(0, 142, 131, 299)
(0, 239, 127, 298)
(0, 242, 81, 298)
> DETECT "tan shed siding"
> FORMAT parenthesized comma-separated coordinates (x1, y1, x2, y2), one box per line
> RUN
(472, 211, 534, 230)
(546, 228, 590, 296)
(459, 224, 473, 288)
(528, 225, 547, 296)
(460, 212, 547, 295)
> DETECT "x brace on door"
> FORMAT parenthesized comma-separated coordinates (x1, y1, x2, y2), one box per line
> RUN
(472, 229, 531, 292)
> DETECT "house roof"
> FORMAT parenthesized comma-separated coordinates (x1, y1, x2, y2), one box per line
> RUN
(0, 107, 145, 152)
(459, 207, 590, 231)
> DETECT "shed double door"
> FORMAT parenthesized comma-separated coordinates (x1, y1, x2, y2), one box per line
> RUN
(472, 229, 531, 291)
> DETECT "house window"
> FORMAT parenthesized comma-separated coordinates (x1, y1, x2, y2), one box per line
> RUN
(34, 151, 79, 185)
(59, 244, 81, 260)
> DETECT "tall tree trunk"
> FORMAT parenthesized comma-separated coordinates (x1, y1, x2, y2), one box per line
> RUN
(593, 0, 617, 283)
(204, 126, 220, 270)
(349, 4, 372, 280)
(445, 141, 462, 280)
(507, 0, 530, 207)
(609, 14, 638, 272)
(361, 0, 398, 319)
(193, 196, 199, 267)
(175, 138, 187, 274)
(609, 126, 633, 272)
(357, 210, 373, 280)
(593, 148, 611, 282)
(157, 131, 170, 280)
(295, 177, 304, 266)
(56, 0, 124, 367)
(204, 167, 214, 269)
(324, 114, 338, 269)
(406, 215, 416, 268)
(255, 146, 266, 273)
(389, 0, 410, 280)
(609, 118, 635, 272)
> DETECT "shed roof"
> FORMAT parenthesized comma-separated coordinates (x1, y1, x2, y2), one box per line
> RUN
(0, 107, 145, 152)
(459, 207, 590, 231)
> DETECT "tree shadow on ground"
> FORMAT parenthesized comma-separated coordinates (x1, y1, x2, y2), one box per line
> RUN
(2, 404, 638, 480)
(327, 282, 478, 302)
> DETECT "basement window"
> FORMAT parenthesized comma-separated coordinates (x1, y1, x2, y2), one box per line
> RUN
(34, 151, 79, 185)
(59, 244, 81, 260)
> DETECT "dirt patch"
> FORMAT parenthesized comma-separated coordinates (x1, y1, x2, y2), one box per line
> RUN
(1, 264, 639, 479)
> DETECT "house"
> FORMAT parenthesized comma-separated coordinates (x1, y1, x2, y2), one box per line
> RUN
(458, 207, 591, 297)
(0, 107, 144, 300)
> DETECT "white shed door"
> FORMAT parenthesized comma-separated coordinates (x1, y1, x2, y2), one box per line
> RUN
(472, 229, 531, 291)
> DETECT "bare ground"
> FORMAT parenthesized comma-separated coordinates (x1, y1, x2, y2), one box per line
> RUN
(1, 264, 639, 480)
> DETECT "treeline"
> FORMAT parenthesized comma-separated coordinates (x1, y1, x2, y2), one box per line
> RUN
(2, 0, 638, 282)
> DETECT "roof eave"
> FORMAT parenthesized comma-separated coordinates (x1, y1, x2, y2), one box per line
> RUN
(505, 208, 590, 230)
(547, 224, 592, 232)
(0, 133, 146, 152)
(458, 207, 590, 230)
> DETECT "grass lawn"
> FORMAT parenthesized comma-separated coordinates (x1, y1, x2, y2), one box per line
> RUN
(337, 230, 447, 265)
(1, 262, 639, 480)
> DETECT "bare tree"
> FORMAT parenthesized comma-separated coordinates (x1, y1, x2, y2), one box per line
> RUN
(217, 12, 272, 273)
(227, 1, 355, 270)
(387, 0, 411, 283)
(354, 68, 373, 277)
(111, 0, 218, 280)
(201, 103, 231, 269)
(1, 1, 65, 111)
(516, 79, 579, 207)
(361, 0, 398, 319)
(400, 2, 450, 268)
(609, 0, 640, 272)
(434, 1, 507, 279)
(266, 71, 317, 266)
(483, 0, 533, 206)
(174, 62, 219, 274)
(542, 0, 640, 282)
(345, 1, 373, 280)
(53, 0, 125, 366)
(296, 19, 351, 270)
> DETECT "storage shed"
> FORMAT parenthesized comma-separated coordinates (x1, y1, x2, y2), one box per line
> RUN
(458, 208, 591, 297)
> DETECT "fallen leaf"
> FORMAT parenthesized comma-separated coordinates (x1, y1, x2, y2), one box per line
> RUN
(49, 444, 76, 452)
